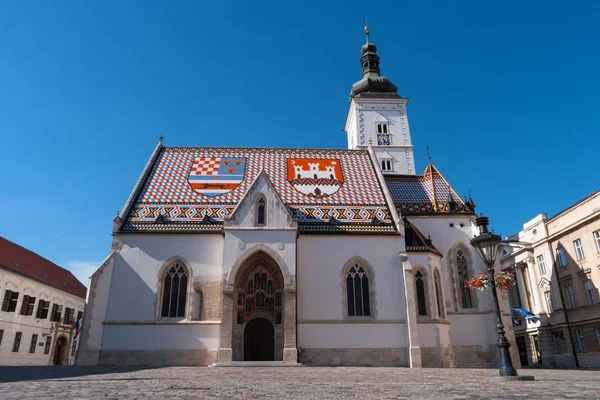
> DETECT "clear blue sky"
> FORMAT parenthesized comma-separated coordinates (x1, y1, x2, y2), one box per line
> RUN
(1, 1, 599, 284)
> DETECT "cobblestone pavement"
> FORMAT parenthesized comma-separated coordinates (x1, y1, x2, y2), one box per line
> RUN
(0, 366, 599, 399)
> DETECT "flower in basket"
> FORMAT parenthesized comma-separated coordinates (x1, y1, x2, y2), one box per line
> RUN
(464, 274, 491, 291)
(494, 271, 516, 291)
(465, 271, 516, 292)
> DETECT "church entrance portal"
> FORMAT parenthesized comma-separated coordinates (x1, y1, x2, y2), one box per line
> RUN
(232, 251, 285, 361)
(244, 318, 274, 361)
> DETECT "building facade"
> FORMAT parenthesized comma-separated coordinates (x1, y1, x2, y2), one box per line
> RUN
(499, 190, 600, 368)
(76, 28, 519, 368)
(0, 237, 87, 366)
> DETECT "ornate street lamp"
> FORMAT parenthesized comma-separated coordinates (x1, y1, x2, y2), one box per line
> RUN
(470, 215, 534, 381)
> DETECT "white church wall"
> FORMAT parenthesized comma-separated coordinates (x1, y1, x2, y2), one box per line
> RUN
(409, 215, 494, 311)
(105, 234, 223, 323)
(298, 323, 408, 349)
(297, 235, 406, 321)
(296, 235, 410, 366)
(77, 254, 114, 366)
(101, 323, 220, 350)
(223, 230, 297, 283)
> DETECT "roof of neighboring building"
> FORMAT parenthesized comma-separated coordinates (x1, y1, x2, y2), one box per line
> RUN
(120, 146, 396, 234)
(385, 163, 475, 215)
(547, 189, 600, 221)
(0, 236, 87, 299)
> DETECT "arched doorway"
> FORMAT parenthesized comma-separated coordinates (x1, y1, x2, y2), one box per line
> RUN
(244, 318, 274, 361)
(232, 251, 284, 361)
(53, 336, 67, 366)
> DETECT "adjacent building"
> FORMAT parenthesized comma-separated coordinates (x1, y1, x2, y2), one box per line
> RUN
(0, 236, 87, 366)
(499, 190, 600, 368)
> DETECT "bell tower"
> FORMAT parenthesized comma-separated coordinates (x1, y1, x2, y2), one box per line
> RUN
(344, 25, 415, 175)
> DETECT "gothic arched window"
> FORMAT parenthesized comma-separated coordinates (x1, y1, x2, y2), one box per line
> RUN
(434, 270, 445, 318)
(457, 249, 474, 309)
(415, 271, 427, 316)
(160, 263, 189, 318)
(346, 264, 371, 317)
(257, 197, 266, 226)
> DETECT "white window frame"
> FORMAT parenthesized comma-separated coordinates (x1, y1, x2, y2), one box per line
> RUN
(584, 280, 596, 305)
(574, 238, 585, 260)
(544, 291, 553, 313)
(557, 247, 568, 268)
(594, 230, 600, 253)
(576, 329, 586, 352)
(380, 159, 392, 172)
(565, 285, 576, 309)
(537, 254, 547, 274)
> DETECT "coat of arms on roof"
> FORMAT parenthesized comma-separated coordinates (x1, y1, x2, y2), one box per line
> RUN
(188, 157, 246, 196)
(287, 158, 344, 199)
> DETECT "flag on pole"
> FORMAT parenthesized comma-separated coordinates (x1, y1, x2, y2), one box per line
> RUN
(74, 318, 82, 340)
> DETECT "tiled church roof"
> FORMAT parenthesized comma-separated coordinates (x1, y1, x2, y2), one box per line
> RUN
(120, 147, 396, 234)
(0, 236, 87, 299)
(385, 163, 474, 215)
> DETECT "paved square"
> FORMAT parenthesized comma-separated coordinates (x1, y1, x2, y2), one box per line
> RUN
(0, 366, 599, 399)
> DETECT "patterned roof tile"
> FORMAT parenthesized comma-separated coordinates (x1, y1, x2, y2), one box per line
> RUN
(385, 163, 473, 214)
(122, 147, 395, 232)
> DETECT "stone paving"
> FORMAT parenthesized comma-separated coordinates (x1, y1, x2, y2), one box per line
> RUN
(0, 366, 599, 399)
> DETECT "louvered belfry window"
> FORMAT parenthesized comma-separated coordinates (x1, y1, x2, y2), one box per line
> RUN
(346, 264, 371, 317)
(161, 263, 188, 318)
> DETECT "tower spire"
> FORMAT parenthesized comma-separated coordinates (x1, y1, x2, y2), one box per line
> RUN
(350, 24, 399, 98)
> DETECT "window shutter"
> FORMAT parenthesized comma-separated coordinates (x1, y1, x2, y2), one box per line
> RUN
(36, 300, 43, 319)
(1, 290, 11, 311)
(20, 295, 29, 315)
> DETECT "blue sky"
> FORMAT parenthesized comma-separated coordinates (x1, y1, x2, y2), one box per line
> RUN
(1, 1, 599, 285)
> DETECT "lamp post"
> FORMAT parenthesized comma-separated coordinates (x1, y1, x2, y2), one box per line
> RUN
(470, 215, 534, 381)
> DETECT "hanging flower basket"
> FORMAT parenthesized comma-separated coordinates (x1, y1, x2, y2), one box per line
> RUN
(464, 271, 516, 292)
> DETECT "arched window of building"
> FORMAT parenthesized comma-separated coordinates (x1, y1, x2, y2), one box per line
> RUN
(434, 270, 445, 318)
(415, 271, 427, 316)
(257, 197, 266, 226)
(160, 263, 189, 318)
(456, 249, 474, 309)
(346, 263, 371, 317)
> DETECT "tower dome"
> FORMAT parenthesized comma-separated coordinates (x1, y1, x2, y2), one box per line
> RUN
(351, 26, 400, 98)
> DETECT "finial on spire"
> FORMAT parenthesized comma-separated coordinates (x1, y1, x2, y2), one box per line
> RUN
(365, 17, 370, 44)
(159, 135, 164, 144)
(426, 144, 432, 164)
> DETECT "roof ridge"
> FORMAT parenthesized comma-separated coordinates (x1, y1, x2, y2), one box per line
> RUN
(163, 146, 370, 154)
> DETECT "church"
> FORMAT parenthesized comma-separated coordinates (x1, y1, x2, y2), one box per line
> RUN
(76, 27, 518, 368)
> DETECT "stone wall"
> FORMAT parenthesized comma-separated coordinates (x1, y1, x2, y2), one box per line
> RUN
(421, 347, 454, 368)
(98, 350, 218, 366)
(299, 348, 409, 367)
(452, 345, 497, 367)
(195, 281, 223, 321)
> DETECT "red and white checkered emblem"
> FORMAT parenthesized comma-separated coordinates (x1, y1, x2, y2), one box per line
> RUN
(190, 157, 221, 176)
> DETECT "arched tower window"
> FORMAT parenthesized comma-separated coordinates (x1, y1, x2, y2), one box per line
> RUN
(457, 249, 474, 309)
(434, 270, 445, 318)
(161, 263, 189, 318)
(346, 263, 371, 317)
(257, 197, 266, 226)
(415, 271, 427, 316)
